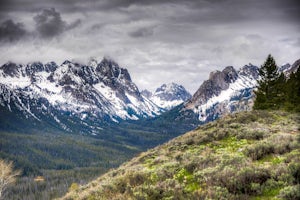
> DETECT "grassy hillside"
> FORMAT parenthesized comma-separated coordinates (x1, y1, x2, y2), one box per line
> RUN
(62, 111, 300, 200)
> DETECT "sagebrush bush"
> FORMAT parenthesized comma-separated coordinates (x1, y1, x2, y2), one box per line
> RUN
(289, 162, 300, 184)
(278, 185, 300, 200)
(215, 166, 270, 195)
(244, 141, 274, 160)
(236, 129, 265, 140)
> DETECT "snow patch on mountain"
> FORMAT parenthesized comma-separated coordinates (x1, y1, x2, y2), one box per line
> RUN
(196, 74, 257, 122)
(0, 58, 163, 127)
(145, 83, 191, 110)
(186, 64, 259, 122)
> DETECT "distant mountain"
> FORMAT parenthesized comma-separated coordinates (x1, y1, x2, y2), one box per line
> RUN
(142, 83, 192, 110)
(0, 58, 162, 133)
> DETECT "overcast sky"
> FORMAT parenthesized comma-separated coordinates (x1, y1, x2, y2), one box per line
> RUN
(0, 0, 299, 93)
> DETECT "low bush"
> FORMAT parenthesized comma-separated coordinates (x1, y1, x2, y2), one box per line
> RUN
(244, 142, 274, 160)
(215, 166, 270, 195)
(237, 129, 265, 140)
(278, 185, 300, 200)
(289, 162, 300, 184)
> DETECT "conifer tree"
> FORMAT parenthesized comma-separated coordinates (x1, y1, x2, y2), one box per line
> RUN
(254, 54, 281, 110)
(285, 67, 300, 111)
(274, 72, 286, 106)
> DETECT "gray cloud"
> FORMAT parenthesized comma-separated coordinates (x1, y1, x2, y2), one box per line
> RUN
(0, 0, 300, 93)
(33, 8, 79, 38)
(129, 26, 155, 38)
(0, 19, 27, 42)
(67, 19, 81, 30)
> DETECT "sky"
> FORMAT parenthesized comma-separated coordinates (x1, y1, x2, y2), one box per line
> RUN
(0, 0, 300, 93)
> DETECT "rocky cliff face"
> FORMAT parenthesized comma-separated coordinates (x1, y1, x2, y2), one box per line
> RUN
(185, 64, 259, 122)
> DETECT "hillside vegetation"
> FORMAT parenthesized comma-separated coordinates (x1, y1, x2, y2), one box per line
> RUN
(62, 110, 300, 200)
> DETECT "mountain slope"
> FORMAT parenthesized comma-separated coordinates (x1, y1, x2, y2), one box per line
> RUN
(62, 110, 300, 200)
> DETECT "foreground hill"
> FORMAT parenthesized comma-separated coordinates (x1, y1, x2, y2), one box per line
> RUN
(62, 111, 300, 200)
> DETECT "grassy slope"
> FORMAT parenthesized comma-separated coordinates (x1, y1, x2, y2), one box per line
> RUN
(62, 111, 300, 200)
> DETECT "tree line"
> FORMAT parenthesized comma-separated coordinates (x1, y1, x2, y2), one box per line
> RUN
(254, 54, 300, 112)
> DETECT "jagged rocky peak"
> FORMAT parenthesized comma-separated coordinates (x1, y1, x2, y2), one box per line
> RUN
(290, 59, 300, 73)
(238, 63, 259, 79)
(44, 61, 58, 73)
(185, 63, 260, 123)
(25, 62, 45, 75)
(0, 62, 23, 77)
(96, 57, 131, 82)
(154, 83, 191, 101)
(208, 66, 238, 89)
(149, 83, 191, 110)
(189, 66, 238, 107)
(88, 57, 98, 68)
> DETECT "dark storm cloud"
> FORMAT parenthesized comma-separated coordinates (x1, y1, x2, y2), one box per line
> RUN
(33, 8, 80, 38)
(34, 8, 66, 38)
(0, 7, 81, 42)
(0, 19, 27, 42)
(1, 0, 299, 24)
(275, 0, 300, 25)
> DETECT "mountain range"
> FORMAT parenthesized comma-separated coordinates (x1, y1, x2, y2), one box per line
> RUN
(1, 57, 299, 199)
(0, 58, 161, 125)
(1, 57, 299, 133)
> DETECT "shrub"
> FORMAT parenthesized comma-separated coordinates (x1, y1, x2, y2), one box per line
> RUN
(207, 186, 234, 200)
(215, 166, 270, 195)
(278, 185, 300, 200)
(289, 162, 300, 184)
(244, 142, 274, 160)
(237, 129, 265, 140)
(234, 112, 259, 124)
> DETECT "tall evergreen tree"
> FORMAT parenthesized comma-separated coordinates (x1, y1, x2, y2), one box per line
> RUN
(285, 67, 300, 111)
(274, 72, 286, 106)
(254, 54, 281, 110)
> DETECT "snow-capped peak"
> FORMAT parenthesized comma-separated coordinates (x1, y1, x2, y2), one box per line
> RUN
(148, 83, 191, 110)
(185, 64, 259, 122)
(0, 58, 163, 129)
